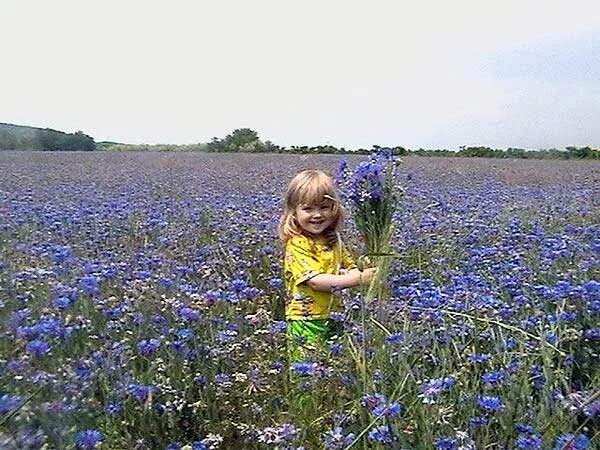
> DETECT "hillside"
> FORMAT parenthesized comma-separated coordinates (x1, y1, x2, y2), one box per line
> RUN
(0, 122, 96, 151)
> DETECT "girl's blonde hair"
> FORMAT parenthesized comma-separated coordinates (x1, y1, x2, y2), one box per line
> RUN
(278, 169, 345, 245)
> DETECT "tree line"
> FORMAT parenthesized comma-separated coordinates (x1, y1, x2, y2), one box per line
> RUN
(102, 128, 600, 160)
(0, 124, 95, 151)
(2, 124, 598, 159)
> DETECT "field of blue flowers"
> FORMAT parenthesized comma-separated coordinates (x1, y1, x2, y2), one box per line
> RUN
(0, 151, 598, 450)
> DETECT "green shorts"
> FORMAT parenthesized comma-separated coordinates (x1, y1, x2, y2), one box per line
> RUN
(287, 319, 343, 362)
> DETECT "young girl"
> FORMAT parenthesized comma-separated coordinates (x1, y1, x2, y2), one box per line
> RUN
(278, 169, 376, 360)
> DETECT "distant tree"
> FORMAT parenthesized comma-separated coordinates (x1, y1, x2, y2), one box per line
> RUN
(65, 131, 96, 151)
(36, 129, 96, 151)
(566, 146, 598, 159)
(0, 129, 17, 150)
(223, 128, 260, 152)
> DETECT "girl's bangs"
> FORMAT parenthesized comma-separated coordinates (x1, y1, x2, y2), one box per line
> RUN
(297, 179, 337, 207)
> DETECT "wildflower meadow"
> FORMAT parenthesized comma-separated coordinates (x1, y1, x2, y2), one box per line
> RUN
(0, 151, 598, 449)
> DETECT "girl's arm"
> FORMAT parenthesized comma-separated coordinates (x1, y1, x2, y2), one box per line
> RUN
(306, 268, 377, 292)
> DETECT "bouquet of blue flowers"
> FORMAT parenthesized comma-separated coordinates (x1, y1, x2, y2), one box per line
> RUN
(336, 148, 403, 282)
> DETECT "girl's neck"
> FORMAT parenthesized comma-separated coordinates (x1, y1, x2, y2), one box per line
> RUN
(302, 229, 337, 246)
(302, 231, 326, 241)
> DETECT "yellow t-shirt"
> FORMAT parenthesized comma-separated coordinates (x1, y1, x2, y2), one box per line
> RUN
(283, 233, 356, 320)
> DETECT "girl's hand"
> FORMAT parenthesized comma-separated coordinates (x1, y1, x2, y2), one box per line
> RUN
(358, 267, 377, 285)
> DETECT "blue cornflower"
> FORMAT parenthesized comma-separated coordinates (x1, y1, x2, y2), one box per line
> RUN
(75, 429, 103, 449)
(79, 276, 100, 295)
(166, 444, 182, 450)
(329, 342, 343, 356)
(26, 339, 50, 357)
(242, 286, 260, 299)
(76, 364, 92, 380)
(102, 306, 124, 319)
(176, 328, 193, 340)
(132, 312, 144, 326)
(51, 245, 72, 263)
(269, 277, 283, 288)
(367, 425, 393, 444)
(481, 370, 505, 385)
(269, 321, 287, 334)
(375, 401, 402, 418)
(583, 399, 600, 417)
(322, 427, 356, 449)
(385, 333, 404, 344)
(137, 338, 161, 356)
(53, 296, 72, 309)
(229, 278, 248, 292)
(553, 433, 591, 449)
(477, 395, 503, 413)
(192, 442, 208, 450)
(215, 373, 231, 384)
(434, 438, 458, 450)
(0, 394, 24, 414)
(361, 392, 402, 417)
(178, 307, 200, 321)
(127, 383, 157, 402)
(468, 353, 491, 364)
(361, 393, 386, 410)
(516, 423, 536, 434)
(583, 328, 600, 340)
(105, 401, 123, 416)
(516, 434, 544, 449)
(419, 376, 456, 403)
(469, 416, 489, 426)
(530, 365, 546, 389)
(291, 361, 318, 376)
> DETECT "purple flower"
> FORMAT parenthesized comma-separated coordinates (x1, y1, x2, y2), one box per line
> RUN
(127, 383, 157, 402)
(215, 373, 230, 384)
(517, 434, 544, 449)
(419, 376, 456, 403)
(434, 438, 458, 450)
(367, 425, 393, 444)
(553, 433, 591, 450)
(322, 427, 355, 449)
(79, 276, 100, 295)
(477, 395, 503, 413)
(178, 307, 200, 321)
(166, 444, 182, 450)
(583, 328, 600, 340)
(137, 338, 161, 356)
(469, 416, 489, 426)
(516, 423, 536, 434)
(105, 401, 123, 416)
(481, 370, 505, 385)
(26, 339, 50, 357)
(75, 429, 103, 449)
(53, 296, 72, 309)
(0, 394, 24, 414)
(291, 361, 318, 376)
(469, 353, 491, 364)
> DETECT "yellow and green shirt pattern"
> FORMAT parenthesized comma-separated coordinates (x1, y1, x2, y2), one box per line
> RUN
(284, 234, 356, 320)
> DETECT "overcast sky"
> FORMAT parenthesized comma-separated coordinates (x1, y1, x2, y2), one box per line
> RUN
(2, 0, 600, 149)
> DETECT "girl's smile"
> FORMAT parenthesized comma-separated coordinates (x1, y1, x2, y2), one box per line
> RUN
(295, 203, 334, 237)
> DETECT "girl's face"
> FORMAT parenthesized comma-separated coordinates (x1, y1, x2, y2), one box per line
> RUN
(295, 200, 335, 237)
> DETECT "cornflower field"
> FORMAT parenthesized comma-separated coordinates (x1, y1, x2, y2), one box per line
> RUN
(0, 151, 598, 450)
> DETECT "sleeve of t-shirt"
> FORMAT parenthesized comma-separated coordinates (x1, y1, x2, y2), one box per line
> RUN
(341, 242, 357, 270)
(285, 236, 323, 287)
